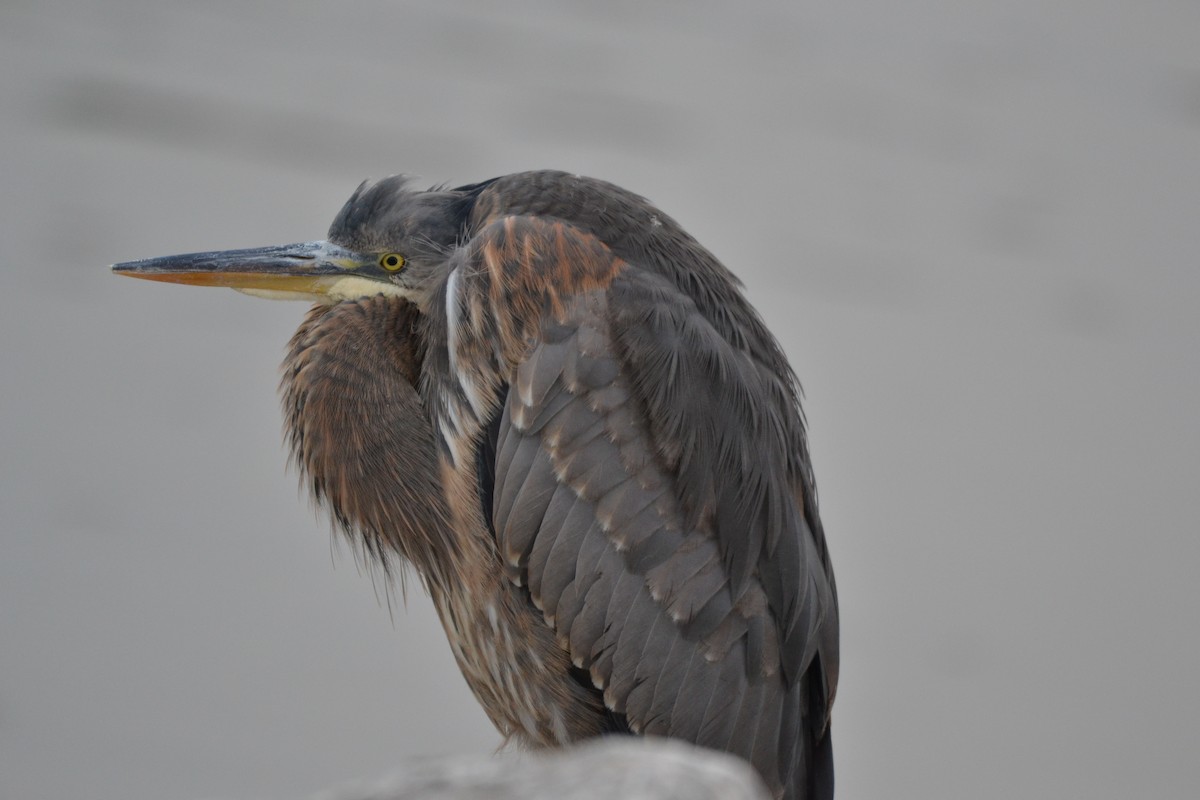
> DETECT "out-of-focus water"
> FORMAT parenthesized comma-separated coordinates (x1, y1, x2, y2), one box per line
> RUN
(2, 2, 1197, 798)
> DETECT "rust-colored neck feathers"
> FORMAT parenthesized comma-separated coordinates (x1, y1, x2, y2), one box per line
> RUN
(280, 296, 458, 586)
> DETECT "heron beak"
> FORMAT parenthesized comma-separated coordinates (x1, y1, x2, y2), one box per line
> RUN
(111, 241, 384, 302)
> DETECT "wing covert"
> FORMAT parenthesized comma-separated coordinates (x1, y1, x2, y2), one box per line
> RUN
(455, 214, 837, 800)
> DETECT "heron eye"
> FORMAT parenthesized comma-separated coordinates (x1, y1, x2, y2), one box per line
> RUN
(380, 253, 405, 272)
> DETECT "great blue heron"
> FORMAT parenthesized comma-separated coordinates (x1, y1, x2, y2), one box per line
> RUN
(113, 171, 839, 800)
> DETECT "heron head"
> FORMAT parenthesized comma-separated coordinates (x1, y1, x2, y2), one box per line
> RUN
(112, 176, 472, 308)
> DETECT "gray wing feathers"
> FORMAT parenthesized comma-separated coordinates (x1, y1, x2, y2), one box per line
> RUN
(495, 437, 555, 581)
(526, 487, 583, 613)
(608, 271, 837, 691)
(568, 548, 621, 664)
(549, 514, 608, 639)
(694, 648, 746, 748)
(607, 604, 664, 712)
(589, 569, 642, 689)
(490, 281, 828, 797)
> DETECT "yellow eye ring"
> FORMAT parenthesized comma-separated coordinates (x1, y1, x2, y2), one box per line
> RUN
(380, 253, 405, 272)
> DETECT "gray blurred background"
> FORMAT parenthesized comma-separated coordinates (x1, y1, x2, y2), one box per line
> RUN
(2, 1, 1197, 798)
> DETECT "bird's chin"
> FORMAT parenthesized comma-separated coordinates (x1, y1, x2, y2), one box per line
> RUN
(314, 275, 410, 303)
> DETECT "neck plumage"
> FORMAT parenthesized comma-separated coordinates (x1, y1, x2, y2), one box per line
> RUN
(280, 295, 460, 588)
(280, 296, 591, 748)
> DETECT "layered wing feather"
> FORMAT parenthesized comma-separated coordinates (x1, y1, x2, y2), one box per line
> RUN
(454, 215, 836, 800)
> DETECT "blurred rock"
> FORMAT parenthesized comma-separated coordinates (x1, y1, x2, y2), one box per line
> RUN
(313, 739, 770, 800)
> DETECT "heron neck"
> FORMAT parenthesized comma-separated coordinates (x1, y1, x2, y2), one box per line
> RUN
(280, 296, 464, 587)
